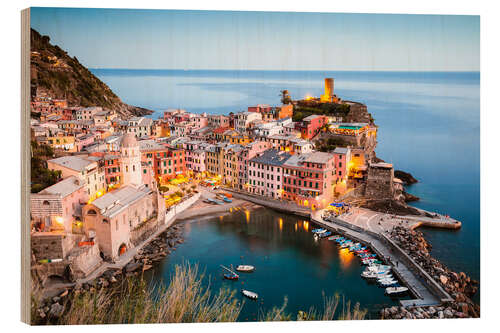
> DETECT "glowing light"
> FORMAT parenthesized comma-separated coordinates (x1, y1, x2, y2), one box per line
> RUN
(304, 200, 309, 207)
(339, 248, 354, 269)
(54, 216, 64, 225)
(279, 218, 283, 231)
(295, 223, 298, 231)
(96, 191, 103, 198)
(303, 221, 309, 232)
(305, 94, 313, 101)
(245, 210, 250, 223)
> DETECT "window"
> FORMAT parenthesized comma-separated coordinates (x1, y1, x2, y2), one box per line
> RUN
(87, 209, 97, 215)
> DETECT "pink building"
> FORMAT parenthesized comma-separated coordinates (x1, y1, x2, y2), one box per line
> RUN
(332, 147, 351, 183)
(237, 141, 271, 190)
(282, 152, 336, 209)
(75, 133, 96, 152)
(31, 176, 87, 233)
(295, 115, 328, 140)
(246, 149, 291, 198)
(192, 115, 208, 130)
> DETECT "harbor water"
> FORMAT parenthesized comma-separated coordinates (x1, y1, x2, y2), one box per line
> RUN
(145, 208, 407, 320)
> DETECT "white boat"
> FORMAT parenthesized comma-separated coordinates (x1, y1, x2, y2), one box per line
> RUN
(366, 267, 391, 274)
(379, 279, 398, 286)
(241, 289, 258, 300)
(367, 265, 391, 271)
(385, 286, 409, 295)
(236, 265, 255, 272)
(362, 271, 392, 279)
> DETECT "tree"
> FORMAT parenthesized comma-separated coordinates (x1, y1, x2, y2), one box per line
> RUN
(280, 90, 292, 105)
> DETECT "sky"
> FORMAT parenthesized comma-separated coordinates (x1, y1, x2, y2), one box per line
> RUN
(30, 7, 480, 71)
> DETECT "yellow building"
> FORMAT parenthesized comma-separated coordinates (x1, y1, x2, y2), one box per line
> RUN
(47, 134, 76, 152)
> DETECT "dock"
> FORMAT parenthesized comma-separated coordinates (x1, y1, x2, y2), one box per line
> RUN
(311, 210, 454, 308)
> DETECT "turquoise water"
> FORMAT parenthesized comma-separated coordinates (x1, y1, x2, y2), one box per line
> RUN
(145, 208, 407, 320)
(91, 69, 480, 289)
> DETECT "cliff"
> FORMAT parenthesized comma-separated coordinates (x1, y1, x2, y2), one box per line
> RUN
(30, 29, 152, 118)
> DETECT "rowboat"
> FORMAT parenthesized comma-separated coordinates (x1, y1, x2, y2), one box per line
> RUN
(223, 197, 232, 203)
(312, 228, 327, 234)
(241, 289, 259, 300)
(236, 265, 255, 272)
(385, 286, 409, 295)
(221, 265, 239, 280)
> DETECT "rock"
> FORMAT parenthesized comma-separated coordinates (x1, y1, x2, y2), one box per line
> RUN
(427, 306, 436, 315)
(37, 308, 46, 319)
(390, 306, 398, 315)
(125, 262, 142, 273)
(110, 276, 117, 283)
(52, 296, 60, 303)
(444, 309, 453, 318)
(439, 275, 448, 285)
(49, 303, 64, 318)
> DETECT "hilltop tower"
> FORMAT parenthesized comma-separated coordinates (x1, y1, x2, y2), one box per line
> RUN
(120, 133, 142, 187)
(321, 78, 334, 102)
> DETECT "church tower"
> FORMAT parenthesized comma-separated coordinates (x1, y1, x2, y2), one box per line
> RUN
(120, 133, 142, 186)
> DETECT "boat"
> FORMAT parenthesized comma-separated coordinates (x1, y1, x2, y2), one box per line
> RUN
(367, 265, 391, 272)
(361, 271, 392, 279)
(315, 231, 332, 239)
(385, 286, 409, 295)
(221, 265, 239, 280)
(241, 289, 259, 300)
(312, 228, 327, 234)
(379, 279, 399, 287)
(327, 236, 338, 241)
(236, 265, 255, 272)
(223, 197, 232, 203)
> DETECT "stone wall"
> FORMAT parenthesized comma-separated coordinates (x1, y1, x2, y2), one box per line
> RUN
(68, 242, 103, 279)
(31, 232, 75, 261)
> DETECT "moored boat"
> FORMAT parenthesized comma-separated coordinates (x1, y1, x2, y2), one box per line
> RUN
(385, 286, 409, 295)
(241, 289, 259, 300)
(236, 265, 255, 272)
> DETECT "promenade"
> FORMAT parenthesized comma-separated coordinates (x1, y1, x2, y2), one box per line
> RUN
(310, 209, 444, 307)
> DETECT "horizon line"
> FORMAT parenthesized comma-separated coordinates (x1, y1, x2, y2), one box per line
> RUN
(89, 68, 480, 73)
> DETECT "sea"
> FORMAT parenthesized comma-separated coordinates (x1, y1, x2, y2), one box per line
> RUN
(91, 69, 480, 315)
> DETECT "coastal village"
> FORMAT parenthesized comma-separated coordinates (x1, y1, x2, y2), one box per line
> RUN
(29, 77, 479, 321)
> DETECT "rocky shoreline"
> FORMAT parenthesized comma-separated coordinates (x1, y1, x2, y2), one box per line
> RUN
(380, 226, 479, 319)
(34, 223, 187, 322)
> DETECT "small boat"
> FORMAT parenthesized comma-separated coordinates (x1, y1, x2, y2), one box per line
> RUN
(327, 236, 337, 241)
(312, 228, 327, 234)
(361, 271, 392, 279)
(241, 289, 258, 300)
(385, 286, 409, 295)
(223, 197, 232, 203)
(379, 279, 398, 287)
(315, 231, 332, 239)
(236, 265, 255, 272)
(221, 265, 239, 280)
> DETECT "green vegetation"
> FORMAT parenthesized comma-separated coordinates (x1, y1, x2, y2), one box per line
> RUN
(315, 137, 349, 152)
(31, 140, 61, 193)
(293, 101, 350, 122)
(32, 263, 367, 325)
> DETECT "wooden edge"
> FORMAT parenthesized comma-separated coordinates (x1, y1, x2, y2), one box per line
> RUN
(21, 7, 31, 325)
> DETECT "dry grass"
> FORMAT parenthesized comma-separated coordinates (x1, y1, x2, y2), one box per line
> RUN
(32, 263, 367, 324)
(260, 292, 367, 321)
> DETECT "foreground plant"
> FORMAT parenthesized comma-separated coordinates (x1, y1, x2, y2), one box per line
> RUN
(260, 292, 367, 321)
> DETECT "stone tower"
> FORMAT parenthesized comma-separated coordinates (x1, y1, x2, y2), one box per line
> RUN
(120, 133, 142, 186)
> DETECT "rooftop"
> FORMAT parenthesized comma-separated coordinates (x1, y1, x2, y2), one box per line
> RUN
(91, 185, 152, 218)
(249, 149, 291, 166)
(38, 176, 83, 197)
(48, 155, 95, 172)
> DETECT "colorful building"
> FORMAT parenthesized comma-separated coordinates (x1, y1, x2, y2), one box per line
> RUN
(282, 151, 336, 209)
(247, 149, 291, 198)
(295, 115, 328, 140)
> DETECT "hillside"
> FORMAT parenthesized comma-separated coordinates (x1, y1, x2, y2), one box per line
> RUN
(30, 28, 152, 118)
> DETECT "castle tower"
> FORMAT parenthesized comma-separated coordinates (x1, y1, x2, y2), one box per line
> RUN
(120, 133, 142, 187)
(321, 78, 334, 102)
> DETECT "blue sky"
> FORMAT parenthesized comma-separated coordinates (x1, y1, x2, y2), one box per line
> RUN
(30, 7, 479, 71)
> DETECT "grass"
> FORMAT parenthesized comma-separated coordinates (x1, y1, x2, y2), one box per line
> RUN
(32, 263, 367, 324)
